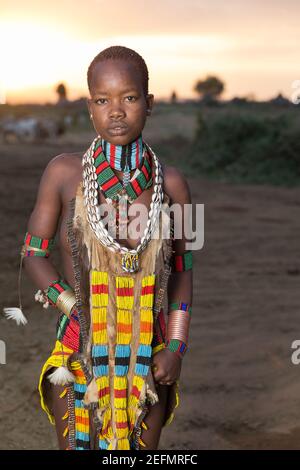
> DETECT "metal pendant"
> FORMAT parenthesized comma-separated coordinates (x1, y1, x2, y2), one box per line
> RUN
(122, 163, 131, 187)
(121, 252, 139, 273)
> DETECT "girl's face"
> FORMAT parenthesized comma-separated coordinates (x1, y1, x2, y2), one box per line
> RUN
(87, 59, 154, 145)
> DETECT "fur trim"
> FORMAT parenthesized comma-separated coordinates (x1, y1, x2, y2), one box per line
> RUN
(83, 378, 99, 407)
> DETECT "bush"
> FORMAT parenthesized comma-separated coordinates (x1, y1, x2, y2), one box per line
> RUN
(190, 111, 300, 186)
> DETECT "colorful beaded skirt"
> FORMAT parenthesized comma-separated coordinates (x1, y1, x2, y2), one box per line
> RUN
(38, 307, 179, 450)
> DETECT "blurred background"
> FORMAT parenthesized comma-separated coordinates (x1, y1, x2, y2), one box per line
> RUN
(1, 0, 300, 450)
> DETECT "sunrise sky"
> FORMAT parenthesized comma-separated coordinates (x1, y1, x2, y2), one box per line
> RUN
(0, 0, 299, 104)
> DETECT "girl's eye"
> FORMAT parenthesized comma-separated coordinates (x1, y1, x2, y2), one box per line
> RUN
(94, 96, 137, 104)
(95, 98, 107, 104)
(126, 96, 137, 102)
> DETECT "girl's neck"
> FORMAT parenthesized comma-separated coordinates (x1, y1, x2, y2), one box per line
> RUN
(100, 134, 143, 171)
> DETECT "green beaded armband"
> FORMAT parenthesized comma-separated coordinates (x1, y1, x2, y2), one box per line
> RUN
(168, 302, 192, 315)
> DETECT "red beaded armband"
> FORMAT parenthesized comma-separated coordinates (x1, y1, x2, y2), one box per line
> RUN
(21, 231, 55, 257)
(172, 250, 193, 272)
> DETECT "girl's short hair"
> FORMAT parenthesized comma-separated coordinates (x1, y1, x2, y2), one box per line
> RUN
(87, 45, 149, 96)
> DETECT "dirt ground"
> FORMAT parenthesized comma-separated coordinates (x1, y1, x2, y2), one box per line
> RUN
(1, 129, 300, 450)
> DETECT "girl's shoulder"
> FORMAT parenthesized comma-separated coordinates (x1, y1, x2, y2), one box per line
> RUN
(162, 164, 191, 205)
(37, 152, 83, 202)
(47, 152, 82, 171)
(42, 152, 82, 182)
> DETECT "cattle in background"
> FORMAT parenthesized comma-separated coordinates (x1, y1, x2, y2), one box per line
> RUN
(0, 117, 65, 143)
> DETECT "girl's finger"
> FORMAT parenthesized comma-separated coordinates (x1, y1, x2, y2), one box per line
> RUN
(154, 371, 168, 382)
(157, 374, 170, 384)
(154, 374, 164, 382)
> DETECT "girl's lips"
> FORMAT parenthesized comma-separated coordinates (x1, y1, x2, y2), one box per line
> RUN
(107, 127, 128, 135)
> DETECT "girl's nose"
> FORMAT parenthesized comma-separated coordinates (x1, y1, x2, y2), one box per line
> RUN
(109, 104, 126, 119)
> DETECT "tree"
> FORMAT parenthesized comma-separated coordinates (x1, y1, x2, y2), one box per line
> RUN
(55, 83, 68, 103)
(194, 75, 225, 103)
(170, 90, 177, 104)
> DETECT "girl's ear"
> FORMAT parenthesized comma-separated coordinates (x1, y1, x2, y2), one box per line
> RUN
(86, 98, 92, 115)
(146, 93, 154, 112)
(86, 99, 94, 121)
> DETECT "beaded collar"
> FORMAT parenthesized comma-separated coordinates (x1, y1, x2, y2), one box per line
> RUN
(93, 137, 153, 204)
(100, 134, 144, 187)
(100, 134, 143, 170)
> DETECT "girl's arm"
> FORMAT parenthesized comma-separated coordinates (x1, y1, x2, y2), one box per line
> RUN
(23, 156, 63, 289)
(22, 156, 77, 320)
(152, 167, 193, 384)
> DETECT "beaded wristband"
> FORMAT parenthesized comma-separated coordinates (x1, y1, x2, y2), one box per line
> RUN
(21, 231, 55, 257)
(168, 301, 192, 315)
(45, 279, 76, 318)
(165, 338, 188, 358)
(172, 250, 193, 272)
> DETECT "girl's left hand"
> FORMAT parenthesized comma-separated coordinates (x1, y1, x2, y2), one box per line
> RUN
(151, 348, 182, 385)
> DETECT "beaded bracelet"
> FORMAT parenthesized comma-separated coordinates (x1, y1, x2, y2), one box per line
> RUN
(35, 279, 76, 318)
(47, 279, 77, 318)
(172, 250, 193, 272)
(168, 301, 192, 315)
(21, 231, 55, 257)
(165, 338, 188, 358)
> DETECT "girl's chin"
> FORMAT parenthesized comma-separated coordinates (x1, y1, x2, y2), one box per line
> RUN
(100, 130, 141, 144)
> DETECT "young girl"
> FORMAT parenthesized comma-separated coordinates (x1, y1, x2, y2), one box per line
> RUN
(10, 45, 193, 450)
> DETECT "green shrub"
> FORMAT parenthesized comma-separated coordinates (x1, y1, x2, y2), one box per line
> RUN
(190, 111, 300, 186)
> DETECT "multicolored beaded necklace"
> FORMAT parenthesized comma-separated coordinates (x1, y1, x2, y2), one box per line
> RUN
(92, 135, 153, 240)
(100, 134, 144, 188)
(93, 136, 153, 203)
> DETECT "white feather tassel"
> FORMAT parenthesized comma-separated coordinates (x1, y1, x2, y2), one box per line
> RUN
(3, 250, 29, 326)
(47, 366, 75, 385)
(3, 307, 28, 326)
